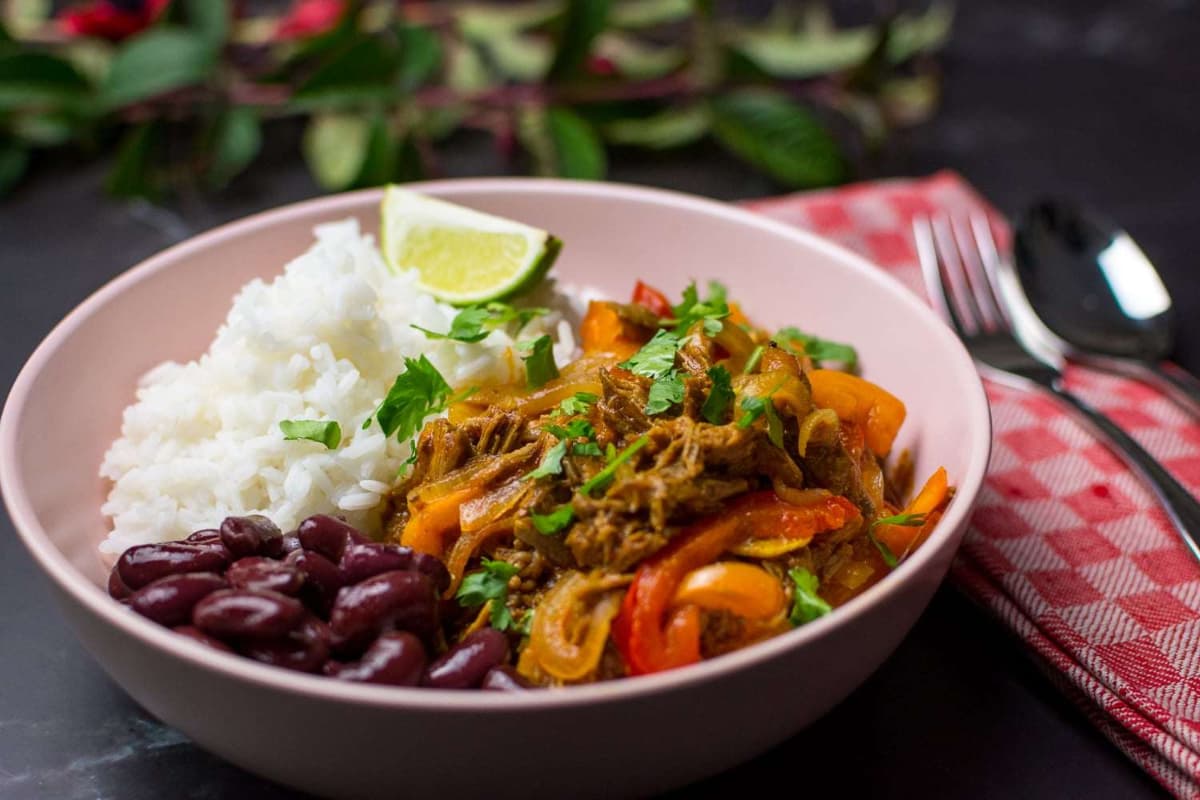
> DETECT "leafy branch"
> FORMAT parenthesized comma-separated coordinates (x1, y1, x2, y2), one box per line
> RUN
(0, 0, 952, 199)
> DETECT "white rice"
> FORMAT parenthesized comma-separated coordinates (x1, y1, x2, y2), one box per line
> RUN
(99, 218, 578, 554)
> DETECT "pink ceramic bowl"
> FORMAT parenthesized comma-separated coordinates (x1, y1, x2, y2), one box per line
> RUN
(0, 180, 990, 799)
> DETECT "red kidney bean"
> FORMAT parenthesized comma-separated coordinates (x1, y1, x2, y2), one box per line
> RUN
(286, 548, 345, 616)
(329, 571, 438, 654)
(108, 565, 133, 600)
(227, 557, 305, 596)
(193, 589, 305, 640)
(183, 529, 232, 560)
(326, 632, 426, 686)
(173, 625, 235, 653)
(220, 515, 281, 558)
(242, 616, 331, 673)
(297, 514, 363, 561)
(339, 542, 413, 585)
(129, 572, 228, 627)
(481, 665, 533, 692)
(261, 531, 301, 560)
(423, 628, 509, 690)
(117, 543, 230, 590)
(411, 552, 451, 594)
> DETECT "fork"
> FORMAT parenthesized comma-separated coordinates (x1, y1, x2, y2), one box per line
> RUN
(913, 214, 1200, 560)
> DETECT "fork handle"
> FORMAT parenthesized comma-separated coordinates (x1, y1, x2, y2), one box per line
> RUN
(1048, 383, 1200, 561)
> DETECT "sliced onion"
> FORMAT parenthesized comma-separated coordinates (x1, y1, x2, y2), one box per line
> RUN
(796, 408, 840, 456)
(528, 572, 628, 682)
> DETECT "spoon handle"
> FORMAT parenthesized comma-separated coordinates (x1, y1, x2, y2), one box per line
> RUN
(1147, 361, 1200, 417)
(1048, 383, 1200, 561)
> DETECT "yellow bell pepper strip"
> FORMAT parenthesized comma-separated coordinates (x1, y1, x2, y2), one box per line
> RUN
(527, 572, 627, 682)
(872, 466, 949, 562)
(808, 369, 907, 457)
(612, 489, 857, 675)
(672, 562, 785, 620)
(400, 485, 482, 558)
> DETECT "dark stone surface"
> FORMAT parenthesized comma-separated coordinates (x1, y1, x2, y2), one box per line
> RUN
(0, 1, 1193, 797)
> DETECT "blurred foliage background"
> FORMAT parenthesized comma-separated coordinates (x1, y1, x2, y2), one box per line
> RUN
(0, 0, 951, 200)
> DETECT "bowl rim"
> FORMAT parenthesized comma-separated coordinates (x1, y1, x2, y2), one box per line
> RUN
(0, 177, 991, 710)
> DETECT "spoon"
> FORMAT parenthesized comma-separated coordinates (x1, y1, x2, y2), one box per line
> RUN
(1013, 199, 1200, 415)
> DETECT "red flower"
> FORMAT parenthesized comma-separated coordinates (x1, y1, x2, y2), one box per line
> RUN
(276, 0, 345, 40)
(59, 0, 169, 42)
(586, 55, 617, 77)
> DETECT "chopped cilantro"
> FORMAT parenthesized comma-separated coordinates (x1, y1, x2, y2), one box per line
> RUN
(531, 504, 575, 535)
(620, 330, 685, 416)
(412, 302, 549, 343)
(572, 442, 603, 457)
(579, 434, 650, 496)
(872, 512, 927, 529)
(788, 568, 832, 626)
(645, 371, 685, 415)
(527, 439, 568, 480)
(519, 335, 559, 388)
(671, 280, 730, 336)
(545, 419, 596, 441)
(738, 393, 784, 447)
(455, 558, 520, 630)
(279, 419, 341, 449)
(514, 609, 534, 637)
(777, 326, 858, 370)
(372, 356, 452, 443)
(554, 392, 599, 416)
(869, 531, 900, 567)
(701, 365, 735, 424)
(743, 344, 765, 374)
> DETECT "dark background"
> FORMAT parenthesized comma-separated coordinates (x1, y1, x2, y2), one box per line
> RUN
(1, 1, 1195, 797)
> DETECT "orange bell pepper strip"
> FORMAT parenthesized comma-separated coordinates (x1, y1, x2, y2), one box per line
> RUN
(672, 562, 785, 620)
(400, 485, 481, 558)
(808, 369, 907, 457)
(631, 281, 674, 318)
(611, 490, 857, 675)
(580, 300, 643, 360)
(872, 466, 949, 560)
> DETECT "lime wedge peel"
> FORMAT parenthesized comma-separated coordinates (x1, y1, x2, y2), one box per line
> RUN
(380, 185, 562, 306)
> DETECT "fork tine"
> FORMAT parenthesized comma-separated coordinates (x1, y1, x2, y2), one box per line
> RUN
(949, 215, 1004, 331)
(968, 212, 1014, 328)
(913, 215, 968, 338)
(930, 214, 984, 336)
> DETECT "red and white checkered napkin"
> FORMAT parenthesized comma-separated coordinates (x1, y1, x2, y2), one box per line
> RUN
(743, 171, 1200, 798)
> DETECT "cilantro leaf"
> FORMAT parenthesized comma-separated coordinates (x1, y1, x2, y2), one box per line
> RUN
(620, 329, 680, 378)
(701, 365, 735, 424)
(743, 344, 765, 374)
(373, 355, 452, 442)
(455, 557, 520, 630)
(579, 434, 650, 496)
(788, 567, 832, 626)
(531, 504, 575, 534)
(554, 391, 599, 416)
(738, 393, 783, 447)
(519, 335, 559, 388)
(869, 531, 899, 567)
(671, 280, 730, 336)
(527, 439, 568, 479)
(514, 609, 534, 637)
(572, 442, 602, 457)
(777, 326, 858, 370)
(412, 302, 550, 344)
(872, 512, 927, 529)
(279, 419, 342, 449)
(645, 370, 685, 415)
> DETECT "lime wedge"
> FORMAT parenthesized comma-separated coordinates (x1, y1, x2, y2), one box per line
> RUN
(380, 186, 562, 306)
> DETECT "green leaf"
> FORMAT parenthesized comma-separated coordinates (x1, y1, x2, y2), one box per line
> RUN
(182, 0, 230, 50)
(869, 531, 899, 567)
(743, 344, 764, 373)
(573, 442, 603, 457)
(106, 121, 162, 199)
(0, 52, 91, 112)
(645, 371, 684, 416)
(279, 419, 342, 449)
(101, 29, 216, 109)
(541, 107, 606, 180)
(592, 32, 685, 79)
(670, 280, 729, 335)
(710, 90, 846, 188)
(776, 326, 858, 370)
(0, 137, 29, 198)
(412, 302, 547, 343)
(455, 2, 561, 37)
(455, 557, 520, 631)
(372, 355, 452, 443)
(887, 3, 954, 63)
(602, 104, 710, 149)
(872, 512, 927, 529)
(738, 392, 783, 447)
(9, 112, 76, 146)
(547, 0, 611, 81)
(2, 0, 49, 38)
(579, 434, 650, 496)
(475, 30, 552, 81)
(610, 0, 692, 28)
(354, 113, 401, 187)
(395, 22, 443, 91)
(206, 107, 260, 188)
(519, 334, 560, 388)
(302, 112, 371, 191)
(531, 504, 575, 535)
(701, 365, 734, 424)
(726, 26, 874, 79)
(527, 439, 569, 480)
(620, 329, 681, 378)
(555, 392, 599, 416)
(292, 36, 399, 108)
(788, 568, 832, 626)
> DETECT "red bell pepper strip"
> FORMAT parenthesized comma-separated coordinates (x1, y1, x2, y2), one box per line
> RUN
(631, 281, 674, 319)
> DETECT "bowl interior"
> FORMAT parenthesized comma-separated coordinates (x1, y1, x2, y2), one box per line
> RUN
(2, 179, 989, 683)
